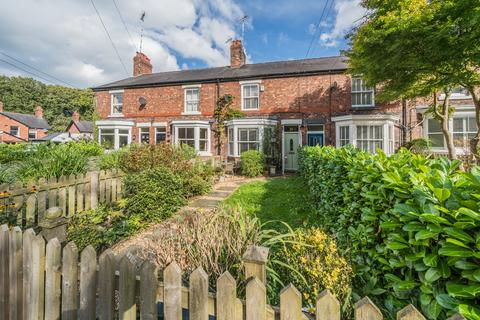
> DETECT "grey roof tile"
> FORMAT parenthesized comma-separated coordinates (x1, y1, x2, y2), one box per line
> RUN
(93, 56, 348, 90)
(1, 112, 50, 129)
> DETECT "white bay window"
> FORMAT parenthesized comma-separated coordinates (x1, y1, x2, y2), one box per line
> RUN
(172, 120, 211, 155)
(96, 120, 133, 150)
(332, 115, 398, 155)
(226, 118, 277, 157)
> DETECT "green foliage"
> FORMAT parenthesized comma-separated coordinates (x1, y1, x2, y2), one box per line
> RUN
(0, 76, 94, 132)
(404, 138, 432, 156)
(240, 150, 265, 177)
(67, 204, 143, 252)
(99, 147, 129, 170)
(0, 141, 103, 183)
(123, 167, 187, 222)
(299, 146, 480, 319)
(213, 94, 244, 154)
(273, 228, 353, 313)
(120, 143, 197, 173)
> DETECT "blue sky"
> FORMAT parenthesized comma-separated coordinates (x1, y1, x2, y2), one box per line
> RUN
(0, 0, 365, 88)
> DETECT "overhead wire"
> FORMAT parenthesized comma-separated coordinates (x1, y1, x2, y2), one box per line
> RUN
(0, 58, 57, 84)
(305, 0, 332, 58)
(111, 0, 137, 52)
(90, 0, 129, 76)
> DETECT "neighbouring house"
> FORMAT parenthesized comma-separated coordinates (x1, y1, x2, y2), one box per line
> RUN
(92, 40, 476, 170)
(0, 102, 49, 143)
(66, 111, 94, 140)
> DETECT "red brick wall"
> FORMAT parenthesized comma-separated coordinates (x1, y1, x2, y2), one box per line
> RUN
(95, 73, 411, 153)
(0, 114, 47, 142)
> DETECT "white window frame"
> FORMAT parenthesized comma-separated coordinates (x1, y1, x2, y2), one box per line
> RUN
(139, 127, 150, 144)
(10, 126, 20, 137)
(241, 81, 261, 111)
(28, 129, 37, 140)
(225, 118, 277, 157)
(338, 126, 350, 147)
(110, 90, 124, 116)
(96, 120, 134, 150)
(154, 126, 167, 144)
(183, 85, 201, 115)
(439, 87, 471, 101)
(423, 109, 478, 154)
(237, 128, 260, 154)
(351, 77, 375, 108)
(356, 125, 384, 153)
(332, 114, 399, 155)
(172, 120, 211, 156)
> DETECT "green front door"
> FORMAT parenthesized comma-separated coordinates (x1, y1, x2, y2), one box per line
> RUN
(284, 132, 299, 171)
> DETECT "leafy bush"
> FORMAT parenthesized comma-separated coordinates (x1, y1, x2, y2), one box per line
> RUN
(404, 138, 432, 155)
(0, 141, 104, 183)
(241, 150, 265, 177)
(273, 228, 352, 313)
(120, 143, 197, 173)
(67, 205, 143, 252)
(299, 146, 480, 319)
(123, 167, 187, 222)
(99, 147, 128, 170)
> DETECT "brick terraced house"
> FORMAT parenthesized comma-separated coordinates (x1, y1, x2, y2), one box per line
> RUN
(93, 40, 477, 170)
(0, 102, 49, 143)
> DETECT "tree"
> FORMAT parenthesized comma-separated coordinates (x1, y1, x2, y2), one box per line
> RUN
(0, 76, 94, 132)
(347, 0, 480, 160)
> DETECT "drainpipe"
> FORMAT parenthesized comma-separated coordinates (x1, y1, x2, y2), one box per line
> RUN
(216, 79, 221, 156)
(402, 98, 407, 146)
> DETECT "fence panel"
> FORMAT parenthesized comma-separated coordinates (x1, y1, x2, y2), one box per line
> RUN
(0, 170, 124, 229)
(0, 228, 466, 320)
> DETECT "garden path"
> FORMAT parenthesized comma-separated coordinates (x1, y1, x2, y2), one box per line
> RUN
(111, 175, 264, 260)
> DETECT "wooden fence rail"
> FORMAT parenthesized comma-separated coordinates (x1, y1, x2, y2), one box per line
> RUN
(0, 226, 466, 320)
(0, 170, 124, 228)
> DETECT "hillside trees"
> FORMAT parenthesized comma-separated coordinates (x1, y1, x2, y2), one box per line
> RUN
(0, 76, 94, 132)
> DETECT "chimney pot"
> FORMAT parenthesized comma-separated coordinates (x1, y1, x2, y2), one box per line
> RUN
(35, 105, 43, 119)
(133, 52, 153, 77)
(230, 39, 246, 69)
(72, 111, 80, 122)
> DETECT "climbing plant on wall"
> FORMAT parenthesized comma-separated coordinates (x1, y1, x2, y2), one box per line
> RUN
(213, 94, 244, 155)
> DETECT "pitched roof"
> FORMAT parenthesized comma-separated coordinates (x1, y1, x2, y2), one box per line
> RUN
(34, 132, 64, 141)
(0, 111, 50, 129)
(93, 56, 348, 91)
(69, 120, 94, 133)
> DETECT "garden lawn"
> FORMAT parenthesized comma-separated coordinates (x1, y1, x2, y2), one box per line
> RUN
(221, 177, 315, 230)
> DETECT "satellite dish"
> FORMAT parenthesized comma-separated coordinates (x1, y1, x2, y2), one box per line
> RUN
(138, 96, 147, 108)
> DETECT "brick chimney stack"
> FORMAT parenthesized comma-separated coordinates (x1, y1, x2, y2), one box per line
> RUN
(34, 105, 43, 119)
(0, 101, 3, 112)
(72, 111, 80, 122)
(230, 40, 246, 68)
(133, 52, 153, 77)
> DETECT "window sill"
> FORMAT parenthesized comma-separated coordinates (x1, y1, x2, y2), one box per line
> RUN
(351, 105, 376, 108)
(108, 114, 124, 118)
(181, 111, 201, 115)
(241, 108, 259, 111)
(198, 151, 212, 157)
(439, 94, 471, 100)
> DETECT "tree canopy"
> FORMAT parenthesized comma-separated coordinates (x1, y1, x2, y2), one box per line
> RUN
(0, 76, 94, 132)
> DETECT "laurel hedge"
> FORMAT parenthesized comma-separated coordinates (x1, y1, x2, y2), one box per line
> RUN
(298, 146, 480, 320)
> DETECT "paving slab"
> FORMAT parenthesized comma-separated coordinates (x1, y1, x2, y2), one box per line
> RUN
(189, 199, 220, 208)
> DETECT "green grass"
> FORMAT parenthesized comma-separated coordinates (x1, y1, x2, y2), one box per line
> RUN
(221, 177, 315, 230)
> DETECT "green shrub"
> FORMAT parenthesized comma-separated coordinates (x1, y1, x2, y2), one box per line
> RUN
(273, 228, 352, 312)
(241, 150, 265, 177)
(123, 167, 187, 222)
(99, 147, 128, 170)
(404, 138, 432, 155)
(299, 146, 480, 319)
(67, 205, 144, 252)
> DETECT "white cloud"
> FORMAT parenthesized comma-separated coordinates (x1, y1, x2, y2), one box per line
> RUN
(0, 0, 243, 88)
(319, 0, 366, 48)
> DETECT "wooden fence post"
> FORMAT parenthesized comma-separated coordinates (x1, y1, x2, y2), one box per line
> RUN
(163, 261, 182, 320)
(98, 249, 115, 320)
(246, 277, 266, 320)
(45, 238, 62, 320)
(0, 224, 10, 320)
(9, 226, 23, 320)
(119, 256, 136, 320)
(25, 194, 36, 226)
(316, 289, 340, 320)
(79, 246, 96, 320)
(355, 297, 383, 320)
(189, 267, 209, 320)
(140, 261, 158, 320)
(243, 245, 269, 285)
(216, 271, 236, 320)
(22, 229, 35, 319)
(280, 284, 302, 320)
(29, 235, 45, 320)
(62, 242, 79, 320)
(67, 174, 76, 217)
(90, 171, 99, 210)
(397, 305, 425, 320)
